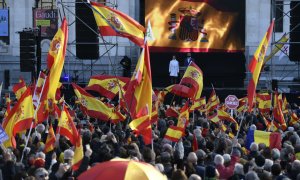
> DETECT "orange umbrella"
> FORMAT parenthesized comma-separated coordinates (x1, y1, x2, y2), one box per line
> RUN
(78, 158, 167, 180)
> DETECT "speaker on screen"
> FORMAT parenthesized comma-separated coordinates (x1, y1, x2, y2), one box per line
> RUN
(75, 0, 99, 60)
(290, 2, 300, 61)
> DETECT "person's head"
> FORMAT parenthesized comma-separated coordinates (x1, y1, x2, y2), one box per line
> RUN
(189, 174, 201, 180)
(187, 53, 191, 57)
(34, 168, 49, 180)
(272, 148, 280, 161)
(271, 163, 281, 176)
(245, 171, 259, 180)
(255, 155, 266, 167)
(172, 55, 176, 59)
(264, 159, 273, 172)
(214, 154, 224, 166)
(171, 169, 188, 180)
(234, 163, 244, 175)
(187, 152, 198, 164)
(250, 142, 258, 151)
(223, 154, 231, 166)
(63, 149, 74, 165)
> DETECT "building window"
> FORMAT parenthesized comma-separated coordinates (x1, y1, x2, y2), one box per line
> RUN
(275, 1, 283, 32)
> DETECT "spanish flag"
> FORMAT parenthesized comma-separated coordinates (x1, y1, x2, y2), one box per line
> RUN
(58, 105, 79, 145)
(72, 136, 84, 171)
(237, 97, 247, 113)
(33, 72, 47, 108)
(44, 124, 56, 153)
(177, 103, 189, 129)
(247, 19, 275, 112)
(190, 97, 206, 112)
(180, 62, 203, 100)
(246, 129, 281, 150)
(12, 77, 27, 100)
(2, 88, 34, 148)
(124, 44, 152, 119)
(164, 126, 184, 142)
(41, 17, 68, 101)
(206, 89, 219, 113)
(4, 93, 11, 117)
(85, 75, 129, 100)
(289, 112, 299, 126)
(72, 83, 112, 121)
(256, 93, 271, 114)
(90, 1, 145, 47)
(273, 92, 287, 130)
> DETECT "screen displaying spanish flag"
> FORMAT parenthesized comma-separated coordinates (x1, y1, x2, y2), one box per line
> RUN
(145, 0, 245, 52)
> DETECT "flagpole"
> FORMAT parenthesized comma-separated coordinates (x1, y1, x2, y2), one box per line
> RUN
(235, 108, 246, 139)
(20, 75, 47, 163)
(32, 71, 42, 102)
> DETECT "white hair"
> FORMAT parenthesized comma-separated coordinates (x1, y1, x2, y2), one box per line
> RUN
(245, 171, 259, 180)
(223, 154, 231, 163)
(250, 142, 258, 151)
(189, 174, 202, 180)
(214, 154, 224, 165)
(35, 152, 45, 160)
(155, 163, 164, 173)
(234, 163, 244, 175)
(187, 152, 198, 164)
(264, 159, 273, 172)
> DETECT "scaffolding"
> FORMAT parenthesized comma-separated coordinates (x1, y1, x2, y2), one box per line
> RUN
(52, 0, 140, 84)
(269, 0, 300, 92)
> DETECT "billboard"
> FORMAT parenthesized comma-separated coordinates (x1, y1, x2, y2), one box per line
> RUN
(33, 9, 58, 39)
(145, 0, 245, 52)
(0, 9, 9, 44)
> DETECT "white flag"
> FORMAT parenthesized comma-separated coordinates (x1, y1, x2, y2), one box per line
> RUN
(279, 45, 289, 61)
(145, 21, 155, 42)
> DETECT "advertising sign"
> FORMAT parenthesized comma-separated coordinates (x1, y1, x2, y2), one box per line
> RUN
(33, 9, 58, 39)
(0, 9, 9, 36)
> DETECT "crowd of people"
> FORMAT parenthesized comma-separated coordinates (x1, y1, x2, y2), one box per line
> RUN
(0, 98, 300, 180)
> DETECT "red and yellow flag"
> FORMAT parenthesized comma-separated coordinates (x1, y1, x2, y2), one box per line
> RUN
(72, 136, 84, 171)
(273, 92, 287, 130)
(206, 89, 219, 113)
(124, 44, 152, 119)
(177, 103, 189, 129)
(164, 126, 184, 142)
(44, 125, 56, 153)
(90, 1, 145, 47)
(256, 93, 271, 114)
(289, 112, 299, 126)
(180, 62, 203, 100)
(33, 72, 47, 108)
(12, 77, 27, 100)
(2, 88, 34, 148)
(85, 75, 129, 100)
(41, 18, 68, 101)
(58, 105, 79, 145)
(247, 19, 275, 112)
(190, 97, 206, 112)
(145, 0, 245, 52)
(4, 93, 11, 117)
(72, 83, 113, 121)
(237, 97, 247, 113)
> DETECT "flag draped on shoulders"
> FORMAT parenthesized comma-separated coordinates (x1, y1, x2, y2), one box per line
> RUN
(90, 1, 145, 47)
(247, 19, 275, 112)
(41, 17, 68, 101)
(2, 88, 34, 148)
